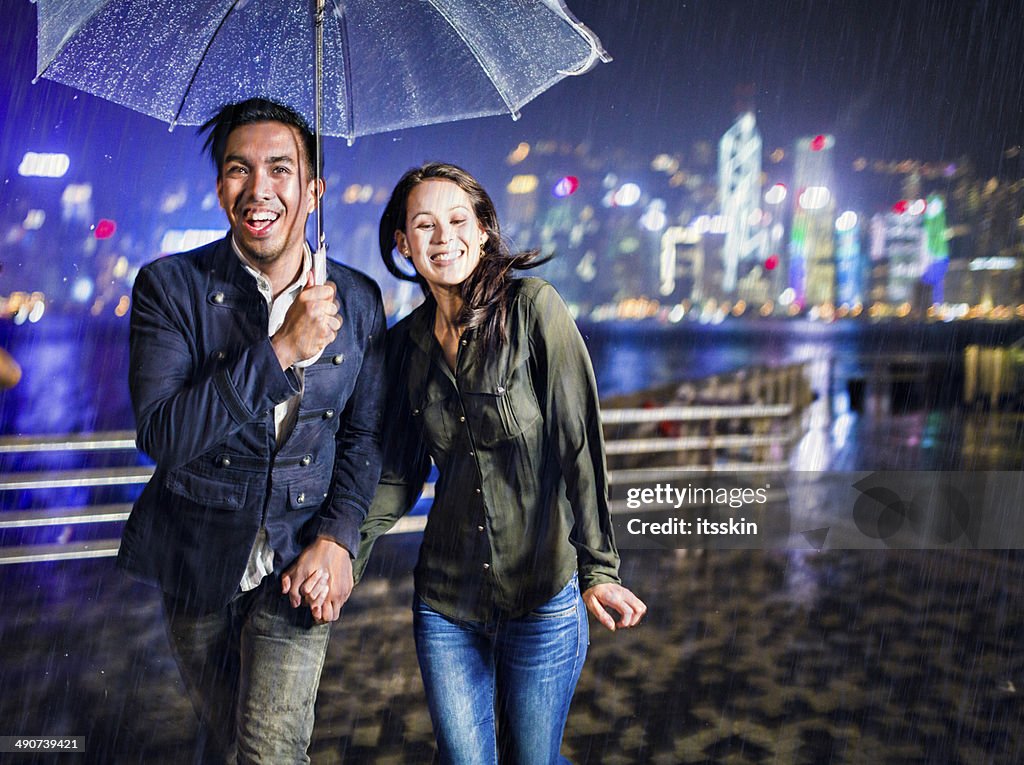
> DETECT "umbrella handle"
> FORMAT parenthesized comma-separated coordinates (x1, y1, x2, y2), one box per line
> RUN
(313, 243, 327, 287)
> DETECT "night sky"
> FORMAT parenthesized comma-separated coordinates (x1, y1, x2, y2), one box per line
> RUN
(1, 0, 1023, 198)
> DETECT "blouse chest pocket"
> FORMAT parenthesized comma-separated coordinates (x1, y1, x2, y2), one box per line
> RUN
(459, 354, 542, 448)
(411, 377, 457, 454)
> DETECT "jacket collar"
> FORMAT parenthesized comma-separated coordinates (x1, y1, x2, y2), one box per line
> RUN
(203, 235, 253, 290)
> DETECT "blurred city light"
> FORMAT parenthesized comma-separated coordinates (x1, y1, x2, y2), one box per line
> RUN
(28, 300, 45, 323)
(160, 189, 187, 214)
(506, 142, 530, 165)
(552, 176, 579, 197)
(343, 184, 374, 203)
(71, 277, 94, 303)
(926, 196, 945, 217)
(651, 154, 679, 173)
(969, 256, 1016, 271)
(764, 183, 787, 205)
(23, 210, 45, 230)
(798, 186, 831, 210)
(640, 207, 668, 231)
(61, 184, 92, 204)
(611, 183, 642, 207)
(18, 152, 70, 178)
(112, 256, 129, 279)
(507, 175, 539, 195)
(835, 211, 858, 232)
(94, 219, 117, 239)
(708, 215, 729, 234)
(159, 228, 225, 253)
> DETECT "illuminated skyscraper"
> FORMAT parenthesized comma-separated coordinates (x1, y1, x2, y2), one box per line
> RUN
(834, 211, 864, 307)
(869, 201, 926, 308)
(718, 112, 763, 293)
(790, 135, 837, 307)
(921, 193, 949, 304)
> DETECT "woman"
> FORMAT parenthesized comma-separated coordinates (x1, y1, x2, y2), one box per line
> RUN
(355, 162, 646, 764)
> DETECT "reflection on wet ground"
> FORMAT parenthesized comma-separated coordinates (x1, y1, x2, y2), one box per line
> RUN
(1, 544, 1021, 764)
(3, 323, 1024, 763)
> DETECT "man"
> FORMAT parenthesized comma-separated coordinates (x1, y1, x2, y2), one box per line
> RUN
(118, 98, 385, 763)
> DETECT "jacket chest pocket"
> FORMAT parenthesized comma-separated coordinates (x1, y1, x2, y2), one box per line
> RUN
(303, 350, 356, 409)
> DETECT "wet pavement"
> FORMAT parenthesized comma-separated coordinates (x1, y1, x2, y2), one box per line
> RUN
(1, 405, 1023, 764)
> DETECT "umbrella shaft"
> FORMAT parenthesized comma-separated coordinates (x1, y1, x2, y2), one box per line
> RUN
(314, 0, 325, 252)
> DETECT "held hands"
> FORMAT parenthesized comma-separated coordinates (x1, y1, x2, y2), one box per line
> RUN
(271, 274, 342, 370)
(582, 583, 647, 632)
(281, 536, 354, 625)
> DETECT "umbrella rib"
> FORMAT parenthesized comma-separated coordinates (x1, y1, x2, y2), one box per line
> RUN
(170, 0, 245, 128)
(34, 3, 117, 82)
(328, 0, 356, 142)
(538, 0, 612, 75)
(421, 0, 519, 119)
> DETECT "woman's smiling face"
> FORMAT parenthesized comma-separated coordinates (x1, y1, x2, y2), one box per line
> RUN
(396, 179, 488, 295)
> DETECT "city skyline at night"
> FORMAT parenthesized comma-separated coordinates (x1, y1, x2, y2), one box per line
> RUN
(1, 1, 1023, 320)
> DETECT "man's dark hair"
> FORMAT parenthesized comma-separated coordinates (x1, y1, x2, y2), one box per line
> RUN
(199, 98, 319, 178)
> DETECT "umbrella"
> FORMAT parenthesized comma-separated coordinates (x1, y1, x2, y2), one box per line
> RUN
(33, 0, 611, 271)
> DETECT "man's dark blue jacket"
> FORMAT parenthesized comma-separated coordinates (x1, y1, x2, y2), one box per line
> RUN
(117, 236, 386, 613)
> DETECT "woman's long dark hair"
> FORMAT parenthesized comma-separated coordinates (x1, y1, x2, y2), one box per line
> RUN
(379, 162, 548, 352)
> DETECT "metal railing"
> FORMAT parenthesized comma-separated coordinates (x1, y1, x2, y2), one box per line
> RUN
(0, 365, 811, 565)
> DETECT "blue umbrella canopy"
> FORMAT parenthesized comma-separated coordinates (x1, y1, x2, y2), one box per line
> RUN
(34, 0, 610, 142)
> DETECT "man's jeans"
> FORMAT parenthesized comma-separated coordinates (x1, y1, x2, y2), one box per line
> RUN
(163, 577, 331, 765)
(413, 575, 588, 765)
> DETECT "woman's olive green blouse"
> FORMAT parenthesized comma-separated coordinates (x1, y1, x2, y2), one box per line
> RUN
(355, 277, 620, 621)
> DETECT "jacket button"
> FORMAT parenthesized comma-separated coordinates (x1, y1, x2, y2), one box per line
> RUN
(482, 563, 490, 571)
(300, 455, 312, 467)
(218, 456, 231, 468)
(211, 292, 225, 304)
(412, 409, 421, 416)
(296, 492, 305, 504)
(461, 339, 468, 346)
(496, 386, 505, 395)
(475, 488, 482, 494)
(214, 350, 226, 361)
(332, 354, 344, 365)
(323, 409, 335, 420)
(459, 415, 466, 423)
(468, 450, 474, 457)
(477, 525, 485, 532)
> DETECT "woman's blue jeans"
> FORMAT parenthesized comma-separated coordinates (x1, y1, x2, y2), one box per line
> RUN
(413, 575, 588, 765)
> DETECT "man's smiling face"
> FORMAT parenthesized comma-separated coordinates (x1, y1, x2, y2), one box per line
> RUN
(216, 121, 316, 268)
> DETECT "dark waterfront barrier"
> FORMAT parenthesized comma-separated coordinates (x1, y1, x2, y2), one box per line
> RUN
(0, 362, 815, 564)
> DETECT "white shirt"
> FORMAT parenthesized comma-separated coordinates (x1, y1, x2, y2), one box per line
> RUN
(232, 238, 312, 591)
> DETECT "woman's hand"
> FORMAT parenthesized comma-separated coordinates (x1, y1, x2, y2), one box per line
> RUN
(582, 583, 647, 631)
